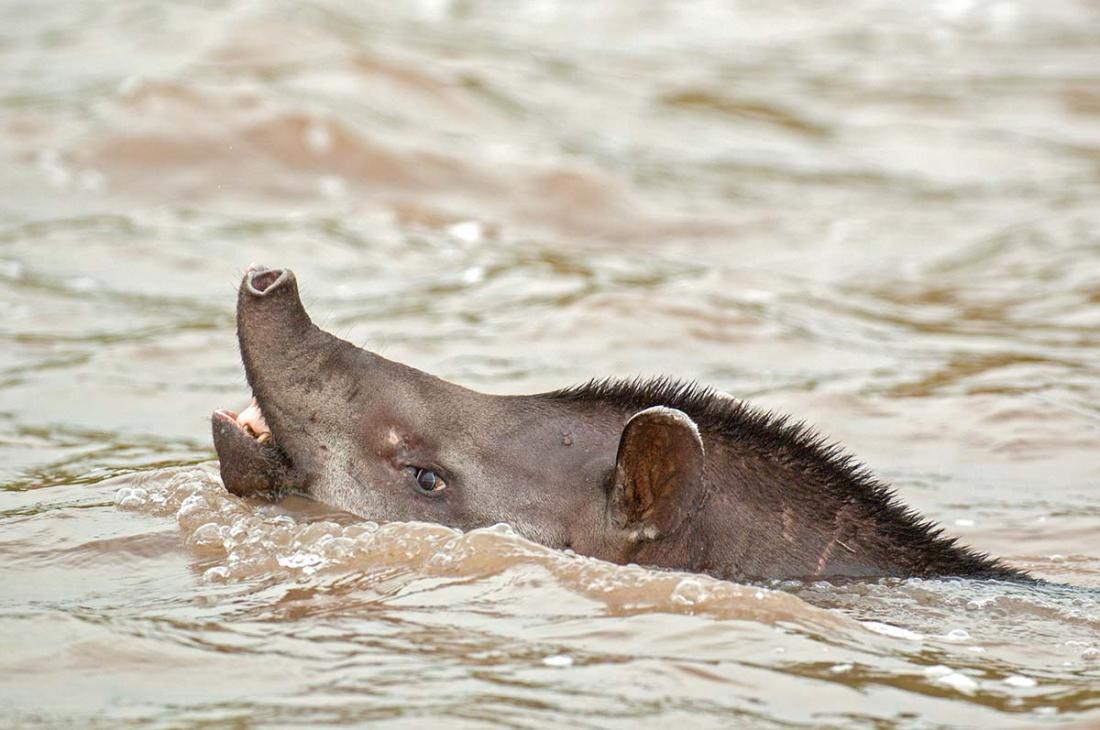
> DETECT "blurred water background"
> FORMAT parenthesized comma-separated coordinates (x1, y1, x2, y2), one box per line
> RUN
(1, 1, 1099, 726)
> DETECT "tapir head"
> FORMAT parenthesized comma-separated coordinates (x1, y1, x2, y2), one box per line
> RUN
(212, 265, 709, 564)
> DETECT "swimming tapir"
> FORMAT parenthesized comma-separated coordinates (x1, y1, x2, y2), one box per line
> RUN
(212, 265, 1024, 582)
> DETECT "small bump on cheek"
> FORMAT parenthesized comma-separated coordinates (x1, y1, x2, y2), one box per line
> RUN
(374, 426, 415, 471)
(385, 428, 401, 447)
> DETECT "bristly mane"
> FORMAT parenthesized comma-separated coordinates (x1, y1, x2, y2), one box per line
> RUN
(547, 376, 1026, 580)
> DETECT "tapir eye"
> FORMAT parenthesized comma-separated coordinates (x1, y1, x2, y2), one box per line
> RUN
(408, 467, 446, 495)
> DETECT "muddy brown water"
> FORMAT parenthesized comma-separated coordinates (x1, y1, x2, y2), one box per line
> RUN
(2, 1, 1100, 727)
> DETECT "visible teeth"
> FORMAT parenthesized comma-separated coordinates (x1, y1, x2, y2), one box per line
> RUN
(236, 397, 271, 440)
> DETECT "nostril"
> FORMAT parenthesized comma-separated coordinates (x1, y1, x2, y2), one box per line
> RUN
(248, 268, 287, 295)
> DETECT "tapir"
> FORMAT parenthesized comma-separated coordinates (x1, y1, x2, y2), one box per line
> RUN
(211, 264, 1025, 582)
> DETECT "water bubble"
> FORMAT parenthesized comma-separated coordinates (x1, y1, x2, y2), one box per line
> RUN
(671, 578, 707, 607)
(296, 521, 340, 547)
(229, 518, 252, 541)
(228, 552, 278, 577)
(202, 566, 230, 583)
(427, 550, 454, 569)
(178, 493, 208, 513)
(278, 551, 324, 570)
(320, 536, 358, 561)
(189, 522, 226, 552)
(114, 487, 148, 509)
(943, 628, 971, 642)
(177, 494, 215, 529)
(267, 527, 294, 548)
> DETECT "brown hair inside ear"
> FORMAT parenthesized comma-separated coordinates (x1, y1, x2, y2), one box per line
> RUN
(611, 406, 705, 538)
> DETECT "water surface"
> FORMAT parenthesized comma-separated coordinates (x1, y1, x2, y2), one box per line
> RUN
(2, 1, 1099, 726)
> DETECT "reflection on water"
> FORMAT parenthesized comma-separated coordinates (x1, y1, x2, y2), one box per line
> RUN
(1, 0, 1099, 726)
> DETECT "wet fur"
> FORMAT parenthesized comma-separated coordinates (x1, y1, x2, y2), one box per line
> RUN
(549, 376, 1028, 581)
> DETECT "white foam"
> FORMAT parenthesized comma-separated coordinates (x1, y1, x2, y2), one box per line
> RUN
(542, 655, 573, 668)
(447, 220, 484, 244)
(861, 621, 924, 641)
(110, 469, 851, 626)
(923, 665, 979, 694)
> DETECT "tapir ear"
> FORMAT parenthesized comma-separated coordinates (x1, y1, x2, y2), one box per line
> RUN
(610, 406, 705, 539)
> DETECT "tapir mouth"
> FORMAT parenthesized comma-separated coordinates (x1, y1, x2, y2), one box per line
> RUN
(211, 401, 295, 497)
(211, 264, 307, 498)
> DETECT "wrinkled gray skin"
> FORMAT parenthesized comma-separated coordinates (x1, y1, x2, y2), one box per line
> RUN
(212, 265, 1023, 582)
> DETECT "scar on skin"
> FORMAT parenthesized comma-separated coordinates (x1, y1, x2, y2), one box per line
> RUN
(814, 539, 836, 576)
(385, 428, 401, 446)
(814, 503, 858, 576)
(781, 506, 795, 542)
